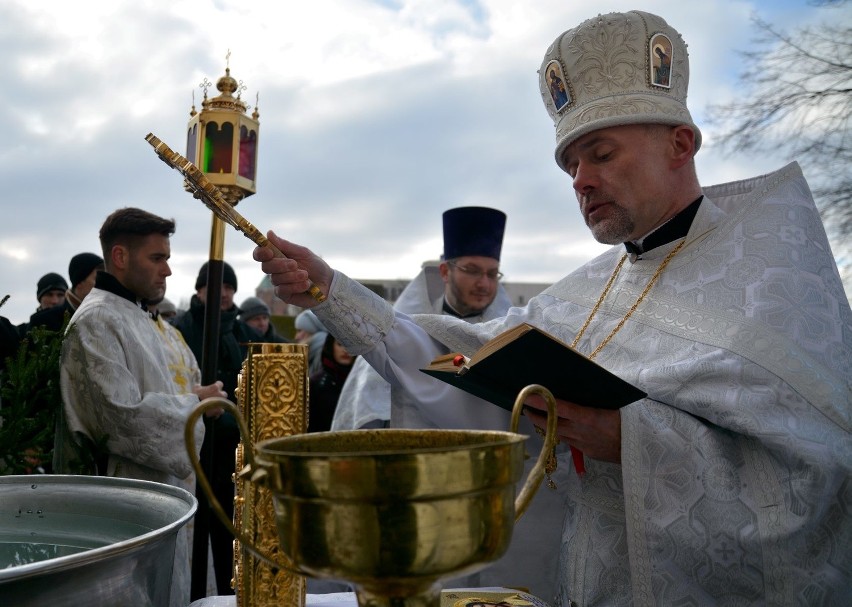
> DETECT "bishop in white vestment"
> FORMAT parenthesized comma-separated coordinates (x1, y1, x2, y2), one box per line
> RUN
(252, 10, 851, 605)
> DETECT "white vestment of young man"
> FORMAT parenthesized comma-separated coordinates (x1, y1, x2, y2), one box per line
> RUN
(56, 287, 205, 607)
(307, 163, 851, 606)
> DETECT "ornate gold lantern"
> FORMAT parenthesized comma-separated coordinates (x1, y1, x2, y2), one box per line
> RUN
(186, 56, 259, 205)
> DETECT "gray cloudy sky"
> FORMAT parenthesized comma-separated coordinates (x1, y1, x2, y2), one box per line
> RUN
(0, 0, 839, 324)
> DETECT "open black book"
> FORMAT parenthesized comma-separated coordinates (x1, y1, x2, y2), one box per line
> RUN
(420, 322, 646, 412)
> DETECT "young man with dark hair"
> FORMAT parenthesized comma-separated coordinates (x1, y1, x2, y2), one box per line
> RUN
(56, 207, 226, 607)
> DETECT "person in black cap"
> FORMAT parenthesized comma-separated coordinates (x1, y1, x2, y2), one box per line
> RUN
(66, 252, 104, 307)
(332, 206, 513, 432)
(175, 260, 264, 399)
(15, 272, 67, 334)
(238, 296, 288, 343)
(28, 253, 104, 333)
(173, 260, 264, 596)
(34, 272, 68, 312)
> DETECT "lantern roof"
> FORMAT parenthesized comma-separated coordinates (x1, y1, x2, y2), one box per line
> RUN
(206, 67, 247, 113)
(190, 59, 259, 121)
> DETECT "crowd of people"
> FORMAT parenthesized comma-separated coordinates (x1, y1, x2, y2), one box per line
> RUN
(1, 8, 849, 607)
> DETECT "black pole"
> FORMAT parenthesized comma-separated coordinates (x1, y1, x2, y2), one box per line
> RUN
(190, 219, 226, 600)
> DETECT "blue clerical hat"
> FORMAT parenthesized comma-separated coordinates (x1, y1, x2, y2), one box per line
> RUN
(442, 207, 507, 261)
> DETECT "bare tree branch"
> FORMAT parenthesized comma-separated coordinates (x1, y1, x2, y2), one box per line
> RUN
(705, 6, 852, 241)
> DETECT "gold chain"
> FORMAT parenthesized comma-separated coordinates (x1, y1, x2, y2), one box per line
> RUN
(569, 255, 628, 352)
(573, 239, 686, 361)
(538, 239, 686, 488)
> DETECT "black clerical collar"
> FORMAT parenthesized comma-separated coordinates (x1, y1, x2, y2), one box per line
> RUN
(94, 270, 146, 309)
(442, 299, 481, 319)
(624, 196, 703, 256)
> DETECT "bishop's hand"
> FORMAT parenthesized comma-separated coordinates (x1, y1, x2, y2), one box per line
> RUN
(254, 231, 333, 308)
(524, 394, 622, 464)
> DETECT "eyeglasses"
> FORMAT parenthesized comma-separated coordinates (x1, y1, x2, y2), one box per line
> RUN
(447, 261, 503, 281)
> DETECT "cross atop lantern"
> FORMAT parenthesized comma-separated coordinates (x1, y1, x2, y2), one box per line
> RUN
(185, 54, 259, 205)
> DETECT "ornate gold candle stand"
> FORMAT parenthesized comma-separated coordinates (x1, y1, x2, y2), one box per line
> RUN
(233, 343, 309, 607)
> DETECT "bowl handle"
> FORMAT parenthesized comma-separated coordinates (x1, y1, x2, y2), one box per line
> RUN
(185, 397, 300, 574)
(510, 384, 558, 520)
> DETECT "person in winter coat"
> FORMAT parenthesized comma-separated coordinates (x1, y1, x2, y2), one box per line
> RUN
(307, 333, 355, 433)
(174, 260, 263, 596)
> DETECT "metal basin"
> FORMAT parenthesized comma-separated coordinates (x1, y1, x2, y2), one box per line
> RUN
(0, 475, 196, 607)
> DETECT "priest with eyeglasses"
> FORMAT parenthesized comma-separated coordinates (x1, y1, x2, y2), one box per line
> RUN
(332, 205, 512, 431)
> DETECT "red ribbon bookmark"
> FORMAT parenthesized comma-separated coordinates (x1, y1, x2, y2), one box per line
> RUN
(570, 445, 586, 476)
